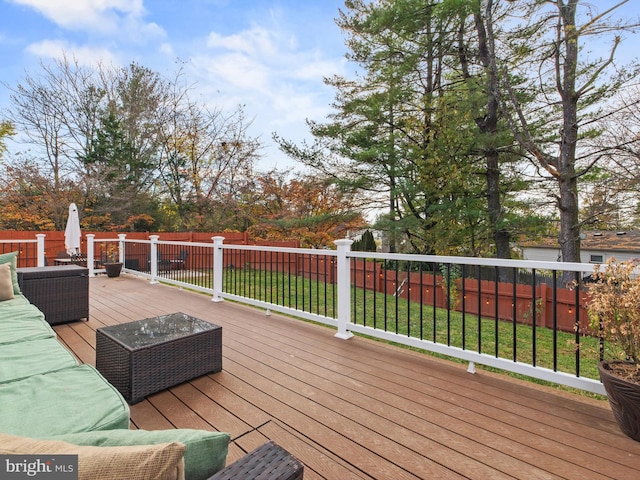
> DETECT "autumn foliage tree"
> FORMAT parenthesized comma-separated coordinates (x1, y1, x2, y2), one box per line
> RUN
(3, 58, 260, 233)
(248, 172, 367, 248)
(0, 121, 14, 157)
(0, 157, 80, 230)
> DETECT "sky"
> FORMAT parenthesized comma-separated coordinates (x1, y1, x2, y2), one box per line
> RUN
(0, 0, 639, 173)
(0, 0, 351, 171)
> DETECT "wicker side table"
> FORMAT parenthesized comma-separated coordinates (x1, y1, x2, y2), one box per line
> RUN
(17, 265, 89, 325)
(209, 441, 304, 480)
(96, 312, 222, 403)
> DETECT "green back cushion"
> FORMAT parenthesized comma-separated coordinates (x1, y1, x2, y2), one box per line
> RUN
(0, 251, 21, 294)
(0, 301, 53, 345)
(51, 429, 230, 480)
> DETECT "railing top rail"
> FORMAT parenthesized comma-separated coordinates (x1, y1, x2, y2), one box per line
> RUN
(348, 250, 596, 273)
(222, 243, 336, 256)
(0, 239, 37, 243)
(155, 239, 212, 248)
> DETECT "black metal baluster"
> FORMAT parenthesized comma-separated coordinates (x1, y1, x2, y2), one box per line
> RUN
(432, 262, 437, 343)
(419, 262, 424, 340)
(477, 265, 482, 352)
(446, 264, 451, 346)
(512, 267, 517, 362)
(532, 268, 537, 367)
(395, 260, 400, 334)
(407, 261, 412, 338)
(363, 259, 368, 328)
(552, 270, 558, 371)
(494, 265, 499, 358)
(461, 264, 466, 351)
(383, 260, 388, 332)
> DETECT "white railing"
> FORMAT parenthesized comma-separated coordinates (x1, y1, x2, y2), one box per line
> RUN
(23, 233, 606, 395)
(0, 235, 46, 267)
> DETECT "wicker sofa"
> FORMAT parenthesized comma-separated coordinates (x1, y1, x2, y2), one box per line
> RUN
(0, 252, 303, 480)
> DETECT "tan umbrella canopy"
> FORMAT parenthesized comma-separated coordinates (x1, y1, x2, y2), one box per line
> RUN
(64, 203, 81, 256)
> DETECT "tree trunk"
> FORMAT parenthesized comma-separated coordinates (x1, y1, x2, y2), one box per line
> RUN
(474, 6, 512, 262)
(557, 0, 581, 274)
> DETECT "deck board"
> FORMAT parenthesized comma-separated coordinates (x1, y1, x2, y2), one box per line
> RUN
(52, 274, 640, 479)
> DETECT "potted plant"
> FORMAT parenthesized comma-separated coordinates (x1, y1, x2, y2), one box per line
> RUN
(103, 244, 123, 278)
(584, 258, 640, 441)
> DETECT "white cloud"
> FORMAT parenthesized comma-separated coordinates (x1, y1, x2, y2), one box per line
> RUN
(26, 39, 120, 68)
(200, 25, 344, 93)
(7, 0, 164, 42)
(192, 52, 271, 96)
(207, 26, 278, 57)
(159, 42, 174, 57)
(293, 56, 343, 81)
(186, 22, 345, 170)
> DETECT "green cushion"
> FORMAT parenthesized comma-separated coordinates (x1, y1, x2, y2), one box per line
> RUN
(0, 251, 20, 295)
(0, 293, 30, 308)
(51, 429, 230, 480)
(0, 301, 53, 345)
(0, 364, 130, 437)
(0, 337, 78, 383)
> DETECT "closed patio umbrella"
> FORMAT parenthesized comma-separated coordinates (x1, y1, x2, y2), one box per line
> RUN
(64, 203, 81, 256)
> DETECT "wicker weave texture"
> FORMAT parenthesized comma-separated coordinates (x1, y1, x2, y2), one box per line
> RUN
(209, 441, 304, 480)
(96, 318, 222, 404)
(17, 266, 89, 325)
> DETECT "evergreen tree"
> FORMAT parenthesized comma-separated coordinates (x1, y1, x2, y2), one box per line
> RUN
(352, 229, 377, 252)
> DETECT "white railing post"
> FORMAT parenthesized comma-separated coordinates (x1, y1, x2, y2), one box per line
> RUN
(87, 234, 95, 276)
(36, 234, 46, 267)
(150, 235, 159, 284)
(334, 239, 354, 340)
(212, 236, 225, 302)
(118, 234, 126, 264)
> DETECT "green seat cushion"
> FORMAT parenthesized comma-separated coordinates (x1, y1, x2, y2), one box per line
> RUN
(0, 302, 53, 345)
(0, 293, 31, 308)
(0, 337, 78, 383)
(51, 429, 230, 480)
(0, 364, 130, 437)
(0, 251, 21, 295)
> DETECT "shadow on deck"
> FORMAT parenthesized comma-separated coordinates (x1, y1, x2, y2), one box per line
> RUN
(53, 274, 640, 479)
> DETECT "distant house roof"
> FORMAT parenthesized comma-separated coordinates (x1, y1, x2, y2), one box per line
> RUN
(522, 231, 640, 253)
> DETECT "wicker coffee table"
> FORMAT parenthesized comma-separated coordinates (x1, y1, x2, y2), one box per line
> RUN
(96, 312, 222, 403)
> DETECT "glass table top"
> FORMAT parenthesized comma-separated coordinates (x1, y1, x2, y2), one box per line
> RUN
(99, 312, 219, 349)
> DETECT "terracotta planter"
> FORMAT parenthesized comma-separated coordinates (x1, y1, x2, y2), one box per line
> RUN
(598, 360, 640, 441)
(104, 262, 123, 278)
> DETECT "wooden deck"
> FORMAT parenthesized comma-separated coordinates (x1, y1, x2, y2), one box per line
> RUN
(53, 274, 640, 479)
